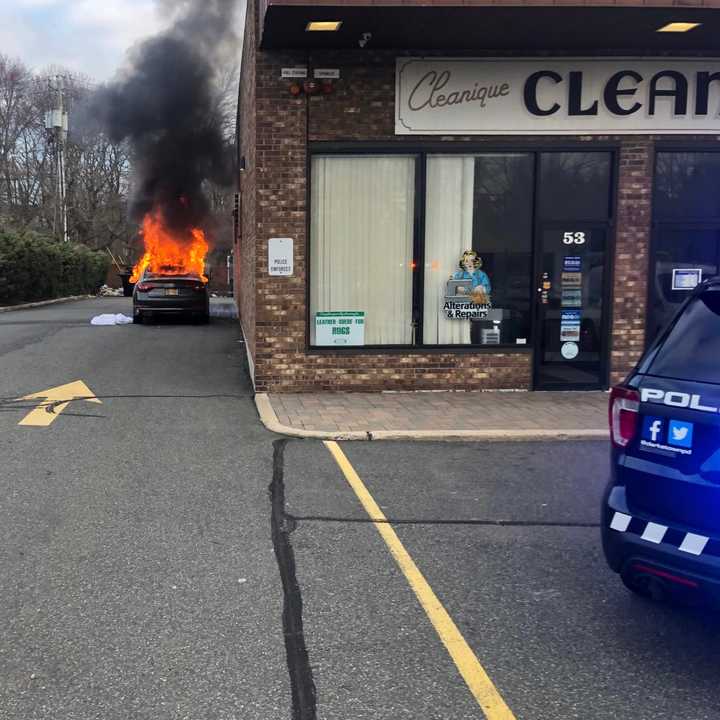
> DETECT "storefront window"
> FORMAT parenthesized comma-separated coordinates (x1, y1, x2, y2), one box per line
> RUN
(423, 154, 533, 346)
(309, 150, 611, 356)
(310, 155, 415, 346)
(655, 152, 720, 220)
(649, 152, 720, 344)
(539, 152, 611, 221)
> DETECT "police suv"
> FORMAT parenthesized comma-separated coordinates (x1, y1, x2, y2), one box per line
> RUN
(603, 277, 720, 603)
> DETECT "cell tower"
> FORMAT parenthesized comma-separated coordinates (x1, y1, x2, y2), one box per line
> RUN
(44, 76, 69, 243)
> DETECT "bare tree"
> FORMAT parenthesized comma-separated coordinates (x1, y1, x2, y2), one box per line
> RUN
(0, 54, 237, 288)
(0, 57, 134, 266)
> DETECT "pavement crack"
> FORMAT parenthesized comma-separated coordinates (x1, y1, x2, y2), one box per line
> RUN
(270, 439, 317, 720)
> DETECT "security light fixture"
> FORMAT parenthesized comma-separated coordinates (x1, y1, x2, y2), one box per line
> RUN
(657, 22, 701, 32)
(306, 21, 342, 32)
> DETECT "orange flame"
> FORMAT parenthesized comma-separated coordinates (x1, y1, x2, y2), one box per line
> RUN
(130, 208, 209, 283)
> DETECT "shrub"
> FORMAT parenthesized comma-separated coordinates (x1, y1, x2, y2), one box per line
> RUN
(0, 229, 109, 305)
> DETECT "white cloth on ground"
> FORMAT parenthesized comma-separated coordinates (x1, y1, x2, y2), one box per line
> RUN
(90, 313, 133, 326)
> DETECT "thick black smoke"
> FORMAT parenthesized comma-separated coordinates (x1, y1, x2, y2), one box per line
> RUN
(94, 0, 237, 233)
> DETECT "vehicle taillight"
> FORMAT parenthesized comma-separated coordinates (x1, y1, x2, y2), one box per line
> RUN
(609, 385, 640, 448)
(136, 282, 155, 292)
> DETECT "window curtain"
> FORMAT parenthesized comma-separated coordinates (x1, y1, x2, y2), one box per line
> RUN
(423, 156, 475, 344)
(310, 156, 415, 345)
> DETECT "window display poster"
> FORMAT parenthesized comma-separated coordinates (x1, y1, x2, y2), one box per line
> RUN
(561, 341, 579, 359)
(563, 256, 582, 272)
(561, 272, 582, 288)
(443, 249, 492, 319)
(561, 288, 582, 307)
(672, 268, 702, 291)
(560, 310, 581, 342)
(315, 312, 365, 346)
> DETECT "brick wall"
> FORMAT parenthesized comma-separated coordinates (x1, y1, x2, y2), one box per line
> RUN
(610, 139, 654, 385)
(237, 0, 258, 364)
(240, 37, 719, 391)
(253, 49, 310, 392)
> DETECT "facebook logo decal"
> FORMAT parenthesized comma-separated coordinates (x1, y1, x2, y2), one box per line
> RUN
(668, 420, 694, 449)
(642, 417, 665, 443)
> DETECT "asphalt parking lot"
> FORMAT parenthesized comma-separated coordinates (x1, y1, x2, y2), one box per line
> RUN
(1, 297, 719, 720)
(282, 439, 720, 720)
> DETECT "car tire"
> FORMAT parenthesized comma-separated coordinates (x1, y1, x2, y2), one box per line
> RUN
(195, 313, 210, 324)
(133, 312, 143, 324)
(620, 569, 666, 602)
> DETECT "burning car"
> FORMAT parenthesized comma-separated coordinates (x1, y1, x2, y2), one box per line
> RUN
(132, 269, 209, 324)
(130, 208, 210, 324)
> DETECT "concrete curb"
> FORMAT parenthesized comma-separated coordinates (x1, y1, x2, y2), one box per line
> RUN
(254, 393, 609, 442)
(0, 295, 93, 313)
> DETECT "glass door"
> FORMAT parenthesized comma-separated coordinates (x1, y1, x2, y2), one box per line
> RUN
(534, 225, 608, 389)
(533, 151, 613, 390)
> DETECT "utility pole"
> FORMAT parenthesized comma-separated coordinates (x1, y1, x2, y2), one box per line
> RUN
(45, 76, 69, 243)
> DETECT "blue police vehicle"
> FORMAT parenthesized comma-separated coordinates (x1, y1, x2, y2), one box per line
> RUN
(603, 277, 720, 603)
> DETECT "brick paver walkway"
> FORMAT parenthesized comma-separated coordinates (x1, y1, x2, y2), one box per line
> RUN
(266, 391, 608, 434)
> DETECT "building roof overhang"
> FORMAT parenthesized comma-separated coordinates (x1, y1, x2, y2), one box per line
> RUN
(258, 0, 720, 54)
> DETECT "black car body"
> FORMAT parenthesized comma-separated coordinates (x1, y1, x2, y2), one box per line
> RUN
(603, 278, 720, 604)
(132, 271, 209, 324)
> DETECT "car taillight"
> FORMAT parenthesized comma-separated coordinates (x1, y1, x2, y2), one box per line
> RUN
(609, 385, 640, 448)
(136, 282, 155, 292)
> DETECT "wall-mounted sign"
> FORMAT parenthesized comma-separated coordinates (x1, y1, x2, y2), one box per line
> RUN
(281, 67, 308, 79)
(672, 268, 702, 290)
(268, 238, 294, 276)
(396, 58, 720, 135)
(314, 68, 340, 79)
(315, 312, 365, 346)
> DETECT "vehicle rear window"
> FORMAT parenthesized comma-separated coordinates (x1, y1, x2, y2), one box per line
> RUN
(648, 290, 720, 384)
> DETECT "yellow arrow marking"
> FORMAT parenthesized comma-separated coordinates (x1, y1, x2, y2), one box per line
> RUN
(17, 380, 102, 427)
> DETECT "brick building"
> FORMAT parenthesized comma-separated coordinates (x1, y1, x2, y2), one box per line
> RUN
(236, 0, 720, 392)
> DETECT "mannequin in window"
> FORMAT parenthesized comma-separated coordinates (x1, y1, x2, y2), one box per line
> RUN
(451, 250, 491, 306)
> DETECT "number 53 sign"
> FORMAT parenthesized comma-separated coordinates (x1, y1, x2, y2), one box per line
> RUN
(563, 231, 586, 245)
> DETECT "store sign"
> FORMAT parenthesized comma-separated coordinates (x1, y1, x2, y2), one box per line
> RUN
(396, 58, 720, 135)
(315, 312, 365, 346)
(268, 238, 293, 276)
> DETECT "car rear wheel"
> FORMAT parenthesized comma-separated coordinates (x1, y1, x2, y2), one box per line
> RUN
(133, 312, 143, 324)
(620, 567, 667, 602)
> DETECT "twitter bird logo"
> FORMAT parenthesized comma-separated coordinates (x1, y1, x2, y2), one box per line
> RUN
(668, 420, 693, 448)
(672, 426, 688, 441)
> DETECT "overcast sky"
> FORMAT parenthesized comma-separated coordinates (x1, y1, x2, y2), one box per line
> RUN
(2, 0, 243, 82)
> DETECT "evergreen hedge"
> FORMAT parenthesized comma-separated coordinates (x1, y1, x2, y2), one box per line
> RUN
(0, 229, 109, 305)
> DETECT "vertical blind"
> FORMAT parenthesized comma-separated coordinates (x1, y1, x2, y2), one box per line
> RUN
(310, 156, 415, 345)
(423, 156, 475, 344)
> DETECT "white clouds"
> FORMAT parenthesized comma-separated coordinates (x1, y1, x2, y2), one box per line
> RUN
(1, 0, 246, 81)
(1, 0, 165, 80)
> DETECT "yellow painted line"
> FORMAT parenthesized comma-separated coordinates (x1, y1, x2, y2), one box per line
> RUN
(18, 380, 101, 427)
(324, 440, 516, 720)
